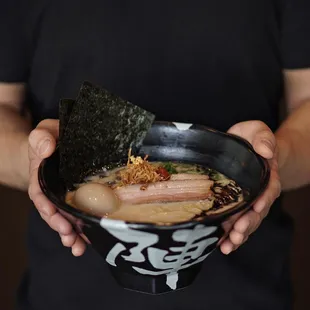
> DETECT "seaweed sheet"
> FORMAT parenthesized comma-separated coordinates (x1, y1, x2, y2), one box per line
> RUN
(59, 99, 75, 144)
(59, 81, 155, 188)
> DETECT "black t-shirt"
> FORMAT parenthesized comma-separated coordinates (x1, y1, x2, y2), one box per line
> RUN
(2, 1, 310, 309)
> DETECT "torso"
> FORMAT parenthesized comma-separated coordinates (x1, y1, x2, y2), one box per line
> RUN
(19, 1, 293, 309)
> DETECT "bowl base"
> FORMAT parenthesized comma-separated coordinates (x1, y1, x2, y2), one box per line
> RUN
(109, 263, 202, 295)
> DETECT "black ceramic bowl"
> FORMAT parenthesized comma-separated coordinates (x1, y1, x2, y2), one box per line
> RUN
(39, 121, 270, 295)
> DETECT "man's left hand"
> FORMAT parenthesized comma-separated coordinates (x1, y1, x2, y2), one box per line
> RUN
(220, 120, 281, 255)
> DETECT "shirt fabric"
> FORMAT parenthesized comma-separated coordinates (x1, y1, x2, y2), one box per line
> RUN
(1, 1, 310, 309)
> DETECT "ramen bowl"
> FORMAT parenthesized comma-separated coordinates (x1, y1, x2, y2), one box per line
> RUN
(38, 121, 270, 294)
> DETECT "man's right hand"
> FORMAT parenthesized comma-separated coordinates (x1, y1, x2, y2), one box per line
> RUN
(28, 119, 87, 256)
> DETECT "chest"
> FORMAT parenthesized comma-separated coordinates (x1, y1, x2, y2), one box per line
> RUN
(28, 0, 283, 130)
(36, 1, 281, 65)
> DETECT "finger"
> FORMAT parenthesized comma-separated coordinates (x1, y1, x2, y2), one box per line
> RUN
(32, 191, 57, 217)
(29, 167, 57, 216)
(234, 204, 271, 239)
(61, 232, 91, 247)
(60, 232, 78, 248)
(252, 131, 276, 159)
(229, 230, 245, 246)
(40, 211, 73, 236)
(220, 239, 235, 255)
(227, 121, 271, 144)
(36, 119, 59, 137)
(229, 230, 250, 251)
(28, 119, 59, 175)
(58, 209, 79, 224)
(28, 167, 56, 215)
(234, 210, 261, 234)
(253, 169, 281, 213)
(58, 209, 83, 231)
(28, 166, 42, 200)
(28, 128, 57, 162)
(71, 236, 87, 257)
(221, 233, 250, 255)
(237, 235, 249, 248)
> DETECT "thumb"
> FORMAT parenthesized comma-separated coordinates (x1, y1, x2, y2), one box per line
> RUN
(28, 119, 59, 160)
(227, 121, 276, 160)
(252, 131, 276, 160)
(28, 128, 56, 160)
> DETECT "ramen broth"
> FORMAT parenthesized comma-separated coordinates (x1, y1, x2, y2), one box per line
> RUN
(65, 157, 244, 224)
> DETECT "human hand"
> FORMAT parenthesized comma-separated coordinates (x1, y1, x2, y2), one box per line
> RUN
(220, 121, 281, 255)
(28, 119, 87, 256)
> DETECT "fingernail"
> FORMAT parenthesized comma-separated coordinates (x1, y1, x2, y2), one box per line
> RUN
(38, 139, 51, 155)
(225, 248, 232, 255)
(222, 244, 233, 255)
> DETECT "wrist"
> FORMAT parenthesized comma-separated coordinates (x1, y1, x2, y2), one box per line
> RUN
(275, 128, 300, 191)
(275, 133, 291, 173)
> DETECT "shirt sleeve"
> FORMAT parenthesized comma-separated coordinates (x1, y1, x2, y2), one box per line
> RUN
(281, 0, 310, 69)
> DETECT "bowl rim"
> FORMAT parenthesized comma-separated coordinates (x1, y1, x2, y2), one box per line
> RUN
(38, 121, 270, 230)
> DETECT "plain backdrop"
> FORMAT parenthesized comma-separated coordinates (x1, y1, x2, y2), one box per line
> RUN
(1, 184, 310, 310)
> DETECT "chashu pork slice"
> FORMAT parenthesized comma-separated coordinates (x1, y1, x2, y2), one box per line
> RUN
(170, 173, 210, 181)
(114, 179, 214, 205)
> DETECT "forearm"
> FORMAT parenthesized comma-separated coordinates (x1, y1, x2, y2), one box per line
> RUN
(0, 105, 31, 191)
(276, 100, 310, 191)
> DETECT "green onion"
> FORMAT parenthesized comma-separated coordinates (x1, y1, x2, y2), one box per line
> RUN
(162, 162, 178, 174)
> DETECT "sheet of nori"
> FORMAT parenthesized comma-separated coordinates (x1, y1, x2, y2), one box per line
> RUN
(59, 99, 75, 180)
(59, 99, 75, 144)
(60, 81, 155, 188)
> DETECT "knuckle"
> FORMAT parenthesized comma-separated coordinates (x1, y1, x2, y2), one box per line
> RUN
(238, 216, 251, 234)
(230, 231, 244, 245)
